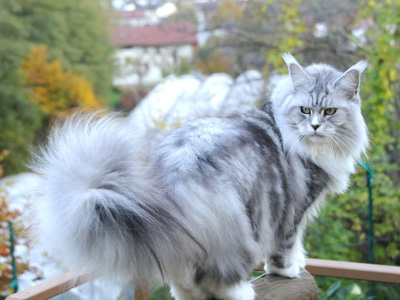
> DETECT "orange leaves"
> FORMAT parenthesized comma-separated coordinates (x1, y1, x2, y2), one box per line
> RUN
(0, 197, 21, 223)
(21, 45, 102, 118)
(0, 150, 9, 179)
(195, 50, 232, 75)
(0, 190, 29, 296)
(0, 197, 23, 295)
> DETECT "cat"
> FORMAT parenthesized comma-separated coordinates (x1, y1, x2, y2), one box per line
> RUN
(32, 54, 368, 300)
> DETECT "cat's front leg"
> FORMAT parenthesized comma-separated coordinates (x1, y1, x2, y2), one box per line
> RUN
(265, 229, 305, 278)
(266, 253, 301, 278)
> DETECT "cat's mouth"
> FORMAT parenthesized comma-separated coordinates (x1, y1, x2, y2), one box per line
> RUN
(306, 132, 325, 141)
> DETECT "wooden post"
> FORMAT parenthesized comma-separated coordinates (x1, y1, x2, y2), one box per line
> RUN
(252, 269, 318, 300)
(134, 283, 149, 300)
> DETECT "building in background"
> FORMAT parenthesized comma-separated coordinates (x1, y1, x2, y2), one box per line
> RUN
(112, 22, 198, 88)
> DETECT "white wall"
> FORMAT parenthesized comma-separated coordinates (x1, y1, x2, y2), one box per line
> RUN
(113, 44, 195, 87)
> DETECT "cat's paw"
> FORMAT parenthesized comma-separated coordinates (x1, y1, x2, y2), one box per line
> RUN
(265, 262, 301, 278)
(215, 281, 255, 300)
(229, 282, 255, 300)
(296, 251, 306, 269)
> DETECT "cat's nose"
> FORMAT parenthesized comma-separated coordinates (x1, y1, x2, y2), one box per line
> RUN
(311, 124, 320, 131)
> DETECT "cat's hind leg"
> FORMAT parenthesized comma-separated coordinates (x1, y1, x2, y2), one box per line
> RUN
(171, 278, 255, 300)
(170, 283, 206, 300)
(211, 280, 255, 300)
(170, 277, 212, 300)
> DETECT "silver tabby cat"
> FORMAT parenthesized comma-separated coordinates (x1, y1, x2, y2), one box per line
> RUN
(32, 54, 368, 300)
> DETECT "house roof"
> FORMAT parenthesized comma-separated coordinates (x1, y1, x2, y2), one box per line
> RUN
(111, 23, 198, 47)
(116, 10, 146, 19)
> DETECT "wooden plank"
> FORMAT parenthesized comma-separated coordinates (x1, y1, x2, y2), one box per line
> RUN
(305, 258, 400, 284)
(7, 258, 400, 300)
(252, 269, 318, 300)
(5, 271, 88, 300)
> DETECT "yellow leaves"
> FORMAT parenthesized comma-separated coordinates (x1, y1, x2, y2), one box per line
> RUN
(152, 117, 182, 131)
(385, 89, 394, 100)
(377, 105, 386, 115)
(152, 118, 167, 130)
(389, 69, 397, 81)
(264, 0, 306, 74)
(352, 217, 362, 231)
(368, 0, 376, 8)
(0, 150, 10, 178)
(211, 0, 243, 25)
(21, 45, 103, 118)
(0, 150, 9, 163)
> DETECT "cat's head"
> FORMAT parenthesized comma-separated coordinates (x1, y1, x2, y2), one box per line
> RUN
(271, 54, 369, 165)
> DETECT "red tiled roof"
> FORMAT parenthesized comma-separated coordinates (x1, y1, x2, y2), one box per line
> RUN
(111, 23, 198, 47)
(115, 10, 145, 19)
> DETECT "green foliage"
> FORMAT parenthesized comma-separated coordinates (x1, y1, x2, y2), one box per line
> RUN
(176, 59, 193, 76)
(0, 31, 44, 174)
(319, 281, 365, 300)
(262, 0, 307, 73)
(2, 0, 114, 99)
(149, 287, 173, 300)
(166, 1, 198, 27)
(162, 58, 193, 77)
(0, 0, 113, 174)
(210, 0, 243, 28)
(194, 36, 234, 75)
(304, 1, 400, 298)
(21, 45, 103, 118)
(245, 0, 400, 297)
(110, 86, 124, 108)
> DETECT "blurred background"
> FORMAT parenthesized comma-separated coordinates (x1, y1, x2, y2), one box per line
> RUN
(0, 0, 399, 299)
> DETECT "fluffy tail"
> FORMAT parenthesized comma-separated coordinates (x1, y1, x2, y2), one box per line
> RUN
(32, 113, 200, 283)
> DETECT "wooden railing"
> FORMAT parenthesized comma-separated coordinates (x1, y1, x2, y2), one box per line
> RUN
(6, 259, 400, 300)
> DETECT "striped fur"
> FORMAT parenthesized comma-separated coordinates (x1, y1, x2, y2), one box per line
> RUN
(32, 55, 368, 300)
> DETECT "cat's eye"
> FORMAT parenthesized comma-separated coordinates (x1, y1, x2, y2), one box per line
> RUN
(324, 108, 337, 115)
(300, 106, 311, 114)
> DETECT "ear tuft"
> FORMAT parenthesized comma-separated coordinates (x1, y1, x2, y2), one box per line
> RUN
(333, 60, 368, 99)
(282, 53, 298, 66)
(282, 53, 311, 90)
(352, 60, 368, 74)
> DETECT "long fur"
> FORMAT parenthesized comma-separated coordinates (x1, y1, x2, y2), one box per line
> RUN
(31, 113, 204, 284)
(32, 55, 369, 300)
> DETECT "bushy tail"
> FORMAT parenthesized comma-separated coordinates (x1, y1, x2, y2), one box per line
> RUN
(31, 113, 200, 283)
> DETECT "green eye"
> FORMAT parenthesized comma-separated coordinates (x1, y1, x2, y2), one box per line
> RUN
(300, 106, 311, 114)
(324, 108, 337, 115)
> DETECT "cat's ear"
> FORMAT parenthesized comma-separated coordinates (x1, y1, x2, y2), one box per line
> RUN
(333, 61, 368, 100)
(282, 53, 311, 90)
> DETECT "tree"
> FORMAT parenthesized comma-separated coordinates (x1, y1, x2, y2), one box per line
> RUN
(0, 8, 43, 174)
(195, 47, 232, 75)
(21, 45, 102, 118)
(210, 0, 243, 28)
(166, 1, 199, 27)
(199, 0, 307, 76)
(0, 0, 113, 174)
(10, 0, 115, 99)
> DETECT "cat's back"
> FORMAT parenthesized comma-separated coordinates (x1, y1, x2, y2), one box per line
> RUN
(153, 105, 284, 186)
